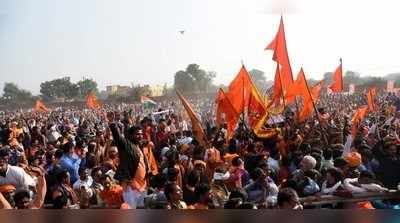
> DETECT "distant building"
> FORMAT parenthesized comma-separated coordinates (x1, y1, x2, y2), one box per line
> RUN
(106, 85, 131, 96)
(150, 84, 164, 97)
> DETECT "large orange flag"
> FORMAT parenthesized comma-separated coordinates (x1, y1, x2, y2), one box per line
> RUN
(248, 87, 267, 129)
(268, 63, 284, 108)
(351, 106, 369, 138)
(265, 16, 294, 92)
(35, 100, 49, 112)
(285, 68, 309, 102)
(177, 90, 207, 146)
(292, 69, 315, 122)
(216, 89, 239, 140)
(299, 99, 314, 122)
(311, 80, 324, 102)
(87, 92, 101, 109)
(367, 87, 377, 111)
(329, 59, 343, 92)
(226, 65, 253, 114)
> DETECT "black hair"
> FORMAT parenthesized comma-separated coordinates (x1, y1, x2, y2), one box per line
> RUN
(323, 149, 333, 160)
(0, 147, 9, 158)
(13, 190, 30, 206)
(238, 202, 257, 209)
(167, 167, 179, 182)
(56, 170, 69, 184)
(232, 156, 242, 167)
(194, 183, 210, 201)
(277, 188, 298, 207)
(360, 170, 375, 180)
(224, 198, 242, 209)
(186, 171, 200, 187)
(334, 157, 348, 169)
(127, 126, 142, 136)
(52, 195, 68, 209)
(149, 174, 167, 190)
(62, 142, 74, 154)
(164, 182, 177, 201)
(229, 188, 248, 201)
(326, 168, 344, 183)
(250, 168, 265, 181)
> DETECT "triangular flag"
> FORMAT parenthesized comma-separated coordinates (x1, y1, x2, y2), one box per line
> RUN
(265, 16, 294, 92)
(216, 89, 239, 140)
(329, 59, 343, 92)
(226, 65, 254, 114)
(268, 63, 284, 108)
(311, 80, 324, 102)
(247, 86, 267, 129)
(87, 92, 101, 109)
(285, 68, 309, 103)
(177, 90, 207, 146)
(367, 87, 377, 111)
(35, 100, 49, 112)
(351, 106, 369, 138)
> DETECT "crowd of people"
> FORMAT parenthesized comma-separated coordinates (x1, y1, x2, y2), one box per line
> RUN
(1, 91, 400, 209)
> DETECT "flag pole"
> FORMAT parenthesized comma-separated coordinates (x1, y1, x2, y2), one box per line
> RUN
(303, 72, 329, 146)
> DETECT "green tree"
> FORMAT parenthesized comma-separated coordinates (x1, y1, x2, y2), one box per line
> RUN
(131, 84, 151, 101)
(174, 70, 195, 94)
(40, 77, 78, 101)
(249, 69, 267, 92)
(2, 82, 33, 103)
(76, 77, 98, 98)
(173, 64, 216, 94)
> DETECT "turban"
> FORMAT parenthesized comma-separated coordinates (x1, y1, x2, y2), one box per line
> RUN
(345, 152, 362, 168)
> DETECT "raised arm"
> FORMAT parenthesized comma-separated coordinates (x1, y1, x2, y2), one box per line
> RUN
(0, 192, 12, 209)
(30, 167, 47, 209)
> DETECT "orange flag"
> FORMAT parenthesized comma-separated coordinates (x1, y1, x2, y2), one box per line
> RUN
(367, 87, 377, 111)
(292, 68, 315, 122)
(268, 63, 284, 108)
(351, 106, 369, 138)
(87, 92, 101, 109)
(311, 80, 324, 102)
(329, 59, 343, 92)
(285, 68, 309, 103)
(265, 16, 294, 92)
(226, 65, 253, 114)
(216, 89, 239, 140)
(248, 87, 267, 129)
(177, 90, 207, 146)
(35, 100, 49, 112)
(298, 98, 314, 122)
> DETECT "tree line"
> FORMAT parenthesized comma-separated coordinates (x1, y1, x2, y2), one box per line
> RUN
(2, 63, 398, 106)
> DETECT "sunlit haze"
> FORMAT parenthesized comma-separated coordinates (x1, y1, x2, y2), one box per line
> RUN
(1, 0, 400, 94)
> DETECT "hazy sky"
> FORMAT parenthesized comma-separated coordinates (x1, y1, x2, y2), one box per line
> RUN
(1, 0, 400, 94)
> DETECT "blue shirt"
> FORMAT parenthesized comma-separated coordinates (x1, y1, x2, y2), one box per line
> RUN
(59, 153, 81, 184)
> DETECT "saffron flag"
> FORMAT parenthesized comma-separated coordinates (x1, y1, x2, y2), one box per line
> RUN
(265, 16, 294, 92)
(310, 80, 324, 102)
(367, 87, 377, 111)
(177, 90, 207, 146)
(298, 98, 314, 122)
(329, 59, 343, 92)
(351, 106, 369, 138)
(35, 100, 49, 112)
(285, 68, 308, 103)
(268, 64, 284, 108)
(216, 89, 239, 140)
(87, 92, 101, 109)
(226, 65, 253, 114)
(248, 87, 267, 129)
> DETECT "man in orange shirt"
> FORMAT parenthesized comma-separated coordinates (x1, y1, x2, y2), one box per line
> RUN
(108, 112, 149, 209)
